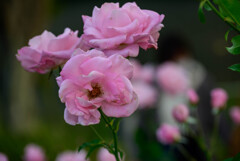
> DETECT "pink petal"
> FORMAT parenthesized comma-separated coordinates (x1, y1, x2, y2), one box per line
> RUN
(89, 35, 126, 49)
(108, 54, 133, 79)
(101, 92, 138, 117)
(64, 108, 79, 125)
(16, 47, 43, 72)
(29, 30, 55, 51)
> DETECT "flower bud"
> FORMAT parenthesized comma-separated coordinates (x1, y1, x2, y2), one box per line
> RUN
(156, 124, 181, 144)
(230, 106, 240, 124)
(187, 89, 199, 105)
(172, 104, 189, 123)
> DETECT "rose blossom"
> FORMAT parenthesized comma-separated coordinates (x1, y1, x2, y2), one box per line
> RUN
(172, 104, 189, 123)
(156, 62, 189, 94)
(211, 88, 228, 109)
(187, 88, 199, 104)
(133, 81, 157, 109)
(17, 28, 80, 74)
(79, 2, 164, 57)
(56, 150, 88, 161)
(156, 124, 181, 144)
(57, 49, 138, 126)
(97, 148, 116, 161)
(0, 153, 8, 161)
(24, 144, 46, 161)
(230, 106, 240, 124)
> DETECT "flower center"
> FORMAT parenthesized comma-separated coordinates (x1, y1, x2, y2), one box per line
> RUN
(87, 84, 103, 100)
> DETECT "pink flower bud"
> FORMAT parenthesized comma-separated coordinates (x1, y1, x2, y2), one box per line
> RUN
(156, 124, 181, 144)
(230, 106, 240, 124)
(211, 88, 228, 109)
(97, 148, 116, 161)
(172, 104, 189, 123)
(24, 144, 46, 161)
(0, 153, 8, 161)
(187, 89, 199, 104)
(56, 150, 88, 161)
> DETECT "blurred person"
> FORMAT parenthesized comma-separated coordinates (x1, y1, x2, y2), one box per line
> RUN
(135, 33, 215, 161)
(156, 34, 209, 127)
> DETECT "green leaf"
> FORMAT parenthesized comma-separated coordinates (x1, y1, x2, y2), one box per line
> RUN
(218, 0, 240, 26)
(225, 28, 232, 41)
(229, 64, 240, 72)
(198, 0, 207, 23)
(213, 0, 219, 4)
(118, 148, 124, 159)
(86, 144, 102, 159)
(78, 140, 102, 152)
(224, 158, 232, 161)
(226, 35, 240, 54)
(204, 3, 212, 11)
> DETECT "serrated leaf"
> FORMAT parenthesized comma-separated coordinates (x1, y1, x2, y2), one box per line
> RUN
(198, 1, 207, 23)
(226, 35, 240, 54)
(229, 64, 240, 72)
(78, 140, 102, 152)
(218, 0, 240, 26)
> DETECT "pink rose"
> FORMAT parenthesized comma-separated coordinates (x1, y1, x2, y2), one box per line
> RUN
(172, 104, 189, 123)
(131, 59, 155, 83)
(97, 148, 116, 161)
(133, 81, 157, 109)
(156, 124, 180, 144)
(187, 89, 199, 104)
(0, 153, 8, 161)
(80, 2, 164, 57)
(57, 49, 138, 126)
(211, 88, 228, 109)
(230, 106, 240, 124)
(17, 28, 80, 74)
(56, 150, 88, 161)
(24, 144, 46, 161)
(156, 62, 189, 94)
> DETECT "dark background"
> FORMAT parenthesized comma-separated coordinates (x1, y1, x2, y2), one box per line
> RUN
(0, 0, 240, 160)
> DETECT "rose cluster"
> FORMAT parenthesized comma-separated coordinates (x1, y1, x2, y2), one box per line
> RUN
(16, 2, 164, 126)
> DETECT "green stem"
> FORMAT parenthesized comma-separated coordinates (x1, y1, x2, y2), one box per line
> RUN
(194, 107, 211, 161)
(206, 0, 240, 34)
(90, 126, 105, 142)
(100, 110, 120, 161)
(210, 114, 220, 160)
